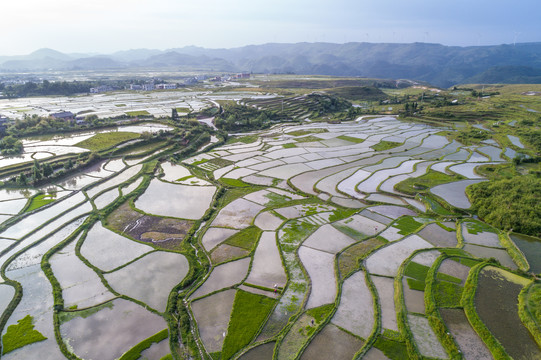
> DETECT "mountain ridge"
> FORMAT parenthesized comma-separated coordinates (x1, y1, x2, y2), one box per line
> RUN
(1, 42, 541, 87)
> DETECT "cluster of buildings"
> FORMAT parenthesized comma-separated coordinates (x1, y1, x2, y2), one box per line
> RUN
(89, 85, 115, 93)
(129, 83, 177, 91)
(210, 73, 251, 82)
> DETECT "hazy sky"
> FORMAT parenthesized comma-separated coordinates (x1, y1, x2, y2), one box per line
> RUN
(2, 0, 540, 55)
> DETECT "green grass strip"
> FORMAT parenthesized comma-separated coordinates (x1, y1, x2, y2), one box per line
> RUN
(373, 335, 409, 359)
(2, 315, 47, 354)
(125, 110, 151, 116)
(405, 262, 462, 284)
(499, 232, 530, 272)
(119, 329, 169, 360)
(518, 281, 541, 347)
(221, 290, 276, 360)
(424, 255, 462, 357)
(337, 135, 365, 143)
(24, 194, 55, 212)
(220, 178, 250, 187)
(371, 140, 402, 151)
(406, 278, 426, 291)
(75, 132, 140, 151)
(394, 217, 423, 235)
(434, 281, 464, 307)
(224, 226, 262, 250)
(462, 262, 511, 359)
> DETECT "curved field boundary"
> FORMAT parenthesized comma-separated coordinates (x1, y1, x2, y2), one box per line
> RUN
(352, 271, 381, 359)
(499, 232, 529, 272)
(424, 254, 462, 358)
(461, 262, 511, 360)
(518, 281, 541, 347)
(394, 249, 431, 360)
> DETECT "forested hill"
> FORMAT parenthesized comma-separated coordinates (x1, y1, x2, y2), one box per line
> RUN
(2, 42, 541, 87)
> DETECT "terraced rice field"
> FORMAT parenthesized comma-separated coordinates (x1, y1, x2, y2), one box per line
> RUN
(0, 115, 538, 360)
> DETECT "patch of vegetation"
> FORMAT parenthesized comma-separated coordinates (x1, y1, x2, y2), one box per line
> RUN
(215, 103, 278, 132)
(395, 170, 464, 195)
(226, 135, 258, 144)
(374, 335, 409, 360)
(394, 217, 423, 235)
(328, 208, 358, 222)
(118, 329, 169, 360)
(2, 315, 47, 354)
(283, 143, 297, 148)
(467, 176, 541, 237)
(449, 256, 481, 268)
(418, 194, 455, 216)
(454, 127, 490, 145)
(463, 220, 496, 235)
(221, 290, 276, 360)
(264, 192, 293, 207)
(75, 131, 140, 151)
(434, 281, 464, 307)
(305, 303, 334, 323)
(436, 222, 455, 232)
(287, 128, 328, 136)
(406, 278, 426, 291)
(125, 110, 151, 117)
(224, 226, 262, 250)
(176, 175, 194, 182)
(206, 158, 234, 167)
(58, 301, 114, 324)
(371, 140, 402, 151)
(0, 135, 23, 155)
(405, 261, 462, 286)
(519, 282, 541, 347)
(476, 163, 518, 181)
(293, 135, 323, 143)
(220, 178, 249, 187)
(337, 135, 365, 143)
(297, 304, 335, 338)
(326, 86, 389, 101)
(220, 186, 262, 206)
(338, 237, 386, 278)
(24, 193, 56, 212)
(333, 223, 365, 241)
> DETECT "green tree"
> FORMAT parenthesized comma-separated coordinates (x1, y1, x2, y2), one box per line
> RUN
(42, 163, 53, 177)
(32, 166, 42, 181)
(16, 173, 27, 186)
(64, 159, 73, 170)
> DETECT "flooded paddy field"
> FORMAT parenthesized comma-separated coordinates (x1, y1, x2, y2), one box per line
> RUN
(475, 266, 540, 359)
(510, 232, 541, 273)
(0, 112, 538, 360)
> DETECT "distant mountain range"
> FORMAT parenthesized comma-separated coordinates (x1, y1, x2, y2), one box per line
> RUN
(1, 42, 541, 87)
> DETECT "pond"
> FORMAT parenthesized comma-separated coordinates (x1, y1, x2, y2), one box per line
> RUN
(510, 232, 541, 274)
(135, 179, 216, 220)
(430, 179, 486, 209)
(104, 251, 189, 312)
(50, 241, 115, 309)
(0, 191, 86, 240)
(475, 266, 539, 359)
(160, 161, 192, 182)
(60, 298, 167, 360)
(80, 222, 153, 272)
(507, 135, 524, 148)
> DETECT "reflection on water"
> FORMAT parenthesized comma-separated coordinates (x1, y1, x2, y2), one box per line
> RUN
(511, 233, 541, 274)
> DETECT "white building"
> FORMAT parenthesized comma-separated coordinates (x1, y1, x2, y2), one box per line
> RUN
(142, 83, 155, 91)
(90, 85, 113, 93)
(155, 83, 177, 90)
